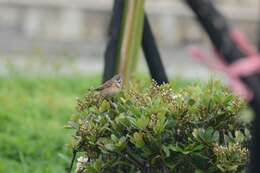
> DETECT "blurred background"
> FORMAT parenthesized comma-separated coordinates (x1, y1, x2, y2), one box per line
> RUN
(0, 0, 259, 172)
(0, 0, 258, 78)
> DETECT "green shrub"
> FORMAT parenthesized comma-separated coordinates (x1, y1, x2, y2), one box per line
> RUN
(68, 80, 250, 173)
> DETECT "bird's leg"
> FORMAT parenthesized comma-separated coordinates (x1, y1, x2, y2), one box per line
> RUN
(108, 98, 117, 109)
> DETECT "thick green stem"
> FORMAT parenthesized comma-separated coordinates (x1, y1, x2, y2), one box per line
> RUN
(116, 0, 145, 82)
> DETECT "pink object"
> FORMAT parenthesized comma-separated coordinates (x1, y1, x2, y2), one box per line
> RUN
(189, 29, 260, 101)
(230, 29, 256, 55)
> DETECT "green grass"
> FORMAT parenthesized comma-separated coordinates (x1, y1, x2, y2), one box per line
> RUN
(0, 74, 196, 173)
(0, 74, 100, 173)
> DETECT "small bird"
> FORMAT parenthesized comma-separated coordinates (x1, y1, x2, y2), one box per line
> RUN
(95, 74, 123, 97)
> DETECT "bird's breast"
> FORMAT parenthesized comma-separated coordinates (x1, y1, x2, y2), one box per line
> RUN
(101, 86, 120, 97)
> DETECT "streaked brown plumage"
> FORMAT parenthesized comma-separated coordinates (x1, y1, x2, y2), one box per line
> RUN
(95, 74, 123, 97)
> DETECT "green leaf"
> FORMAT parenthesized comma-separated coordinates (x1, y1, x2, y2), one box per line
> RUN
(130, 106, 142, 117)
(212, 131, 220, 142)
(223, 95, 233, 105)
(94, 159, 103, 171)
(115, 113, 131, 127)
(235, 130, 245, 143)
(154, 114, 167, 134)
(186, 97, 196, 106)
(99, 100, 110, 112)
(204, 127, 214, 140)
(104, 144, 115, 151)
(115, 137, 127, 150)
(193, 144, 205, 152)
(162, 145, 170, 157)
(131, 132, 145, 148)
(195, 169, 205, 173)
(169, 145, 184, 153)
(120, 97, 126, 103)
(66, 121, 79, 129)
(111, 134, 118, 142)
(135, 116, 149, 130)
(86, 165, 99, 173)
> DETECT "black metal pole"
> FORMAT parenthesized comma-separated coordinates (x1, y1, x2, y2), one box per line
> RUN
(257, 0, 260, 51)
(103, 0, 124, 82)
(184, 1, 260, 172)
(142, 14, 169, 85)
(104, 1, 168, 85)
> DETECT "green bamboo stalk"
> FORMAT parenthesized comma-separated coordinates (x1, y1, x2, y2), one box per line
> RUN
(115, 0, 145, 82)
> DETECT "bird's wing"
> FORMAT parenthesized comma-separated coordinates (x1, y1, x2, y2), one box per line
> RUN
(95, 80, 113, 91)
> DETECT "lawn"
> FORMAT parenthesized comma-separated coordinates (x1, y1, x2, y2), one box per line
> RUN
(0, 74, 196, 173)
(0, 74, 101, 173)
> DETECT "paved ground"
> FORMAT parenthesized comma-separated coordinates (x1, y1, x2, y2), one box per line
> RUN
(0, 45, 224, 81)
